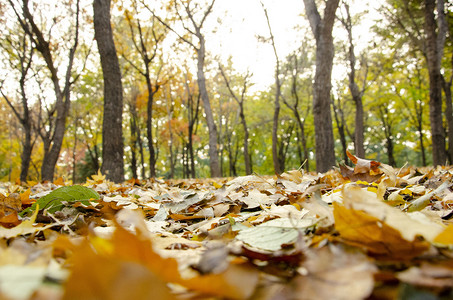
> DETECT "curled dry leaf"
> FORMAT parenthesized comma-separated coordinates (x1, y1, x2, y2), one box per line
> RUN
(346, 150, 381, 174)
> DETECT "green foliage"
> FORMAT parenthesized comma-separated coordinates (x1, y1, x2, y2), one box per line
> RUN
(0, 0, 451, 180)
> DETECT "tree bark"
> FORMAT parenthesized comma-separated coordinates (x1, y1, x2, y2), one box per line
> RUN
(261, 2, 282, 174)
(340, 3, 365, 158)
(146, 78, 158, 178)
(12, 0, 80, 181)
(303, 0, 339, 172)
(424, 0, 447, 166)
(332, 97, 348, 164)
(196, 34, 221, 177)
(93, 0, 124, 182)
(443, 73, 453, 164)
(129, 94, 139, 179)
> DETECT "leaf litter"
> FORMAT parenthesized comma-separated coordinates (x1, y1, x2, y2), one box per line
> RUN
(1, 154, 453, 299)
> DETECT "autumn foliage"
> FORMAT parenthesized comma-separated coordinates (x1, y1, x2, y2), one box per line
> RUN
(0, 154, 453, 299)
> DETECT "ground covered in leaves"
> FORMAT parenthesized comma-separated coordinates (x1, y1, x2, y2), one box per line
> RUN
(1, 153, 453, 299)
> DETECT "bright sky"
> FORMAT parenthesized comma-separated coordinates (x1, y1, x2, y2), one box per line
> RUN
(202, 0, 377, 91)
(207, 0, 306, 90)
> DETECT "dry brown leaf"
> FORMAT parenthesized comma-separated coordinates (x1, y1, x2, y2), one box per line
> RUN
(339, 164, 382, 183)
(346, 150, 381, 174)
(292, 244, 376, 300)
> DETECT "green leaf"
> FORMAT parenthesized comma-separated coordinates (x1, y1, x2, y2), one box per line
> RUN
(20, 185, 100, 216)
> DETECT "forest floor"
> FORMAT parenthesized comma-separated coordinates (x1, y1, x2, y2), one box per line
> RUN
(0, 151, 453, 299)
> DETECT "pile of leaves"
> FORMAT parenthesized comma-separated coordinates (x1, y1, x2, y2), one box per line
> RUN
(1, 152, 453, 299)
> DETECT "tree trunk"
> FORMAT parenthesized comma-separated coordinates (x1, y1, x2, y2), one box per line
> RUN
(418, 121, 427, 166)
(341, 3, 365, 158)
(303, 0, 339, 172)
(424, 0, 447, 166)
(332, 97, 348, 164)
(165, 89, 175, 179)
(261, 3, 282, 174)
(387, 136, 396, 167)
(93, 0, 124, 182)
(272, 77, 282, 174)
(146, 77, 158, 178)
(20, 124, 32, 182)
(17, 0, 79, 181)
(443, 75, 453, 163)
(239, 105, 252, 175)
(129, 103, 138, 179)
(196, 35, 221, 177)
(353, 95, 365, 158)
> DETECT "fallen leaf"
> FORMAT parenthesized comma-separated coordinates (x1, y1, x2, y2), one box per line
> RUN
(62, 238, 173, 300)
(339, 164, 382, 183)
(91, 169, 106, 183)
(347, 150, 381, 174)
(339, 185, 445, 242)
(433, 223, 453, 245)
(0, 265, 47, 300)
(235, 217, 315, 251)
(397, 262, 453, 288)
(53, 177, 65, 186)
(21, 185, 100, 216)
(20, 189, 33, 206)
(292, 244, 376, 300)
(333, 192, 433, 260)
(0, 205, 54, 239)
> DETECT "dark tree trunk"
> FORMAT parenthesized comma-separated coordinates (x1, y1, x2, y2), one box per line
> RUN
(303, 0, 339, 172)
(387, 136, 396, 167)
(442, 52, 453, 163)
(165, 91, 175, 179)
(443, 75, 453, 163)
(129, 102, 138, 179)
(93, 0, 124, 182)
(418, 121, 427, 166)
(424, 0, 447, 166)
(20, 125, 32, 182)
(146, 78, 158, 178)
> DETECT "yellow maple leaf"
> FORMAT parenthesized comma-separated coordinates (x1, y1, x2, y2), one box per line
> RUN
(333, 202, 430, 260)
(91, 169, 106, 183)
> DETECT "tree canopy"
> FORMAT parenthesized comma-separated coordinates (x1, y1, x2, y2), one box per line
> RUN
(0, 0, 452, 182)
